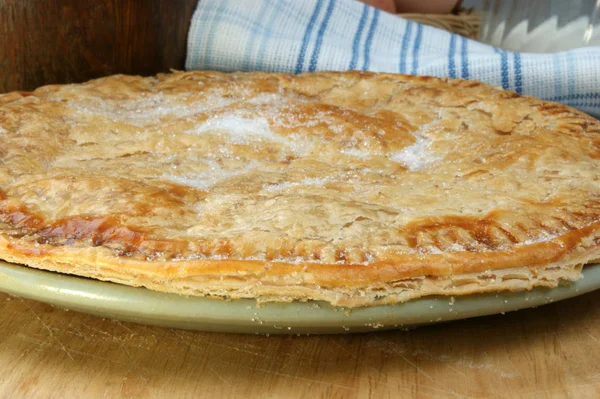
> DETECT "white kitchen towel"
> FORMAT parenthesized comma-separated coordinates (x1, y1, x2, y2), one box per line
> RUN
(186, 0, 600, 117)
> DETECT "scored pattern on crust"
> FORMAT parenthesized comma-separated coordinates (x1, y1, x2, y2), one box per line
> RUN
(0, 71, 599, 306)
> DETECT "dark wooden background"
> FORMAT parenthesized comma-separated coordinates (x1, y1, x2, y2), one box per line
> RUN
(0, 0, 198, 93)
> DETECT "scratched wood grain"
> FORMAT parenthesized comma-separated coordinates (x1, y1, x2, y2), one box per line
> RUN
(0, 290, 598, 398)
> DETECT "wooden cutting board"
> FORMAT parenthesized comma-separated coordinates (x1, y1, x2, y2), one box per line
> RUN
(0, 289, 599, 398)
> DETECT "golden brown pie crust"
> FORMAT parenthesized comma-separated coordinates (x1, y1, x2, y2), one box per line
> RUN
(0, 71, 599, 307)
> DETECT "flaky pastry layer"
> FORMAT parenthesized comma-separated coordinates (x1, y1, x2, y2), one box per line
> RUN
(0, 71, 599, 306)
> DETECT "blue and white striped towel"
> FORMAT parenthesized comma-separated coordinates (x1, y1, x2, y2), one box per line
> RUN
(186, 0, 600, 117)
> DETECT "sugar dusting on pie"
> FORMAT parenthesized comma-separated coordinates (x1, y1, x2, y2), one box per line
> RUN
(390, 133, 437, 170)
(0, 71, 599, 307)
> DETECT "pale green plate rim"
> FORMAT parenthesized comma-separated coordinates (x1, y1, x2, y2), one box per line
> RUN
(0, 261, 598, 334)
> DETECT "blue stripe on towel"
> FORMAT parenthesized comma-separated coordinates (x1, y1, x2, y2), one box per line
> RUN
(399, 21, 413, 74)
(460, 36, 469, 79)
(295, 0, 324, 74)
(362, 9, 380, 70)
(309, 0, 336, 72)
(513, 52, 522, 94)
(493, 47, 510, 89)
(448, 34, 457, 78)
(349, 3, 369, 70)
(411, 23, 423, 74)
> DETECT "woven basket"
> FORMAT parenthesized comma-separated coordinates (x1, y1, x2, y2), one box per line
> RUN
(398, 8, 480, 40)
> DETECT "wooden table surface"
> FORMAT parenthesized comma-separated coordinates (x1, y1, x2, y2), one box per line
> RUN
(0, 289, 598, 399)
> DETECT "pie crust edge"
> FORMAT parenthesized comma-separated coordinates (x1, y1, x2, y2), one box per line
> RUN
(0, 70, 599, 307)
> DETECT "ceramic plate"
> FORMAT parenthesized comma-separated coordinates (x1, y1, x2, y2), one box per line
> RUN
(0, 261, 598, 334)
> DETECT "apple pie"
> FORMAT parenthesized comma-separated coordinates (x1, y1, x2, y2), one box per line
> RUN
(0, 71, 599, 307)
